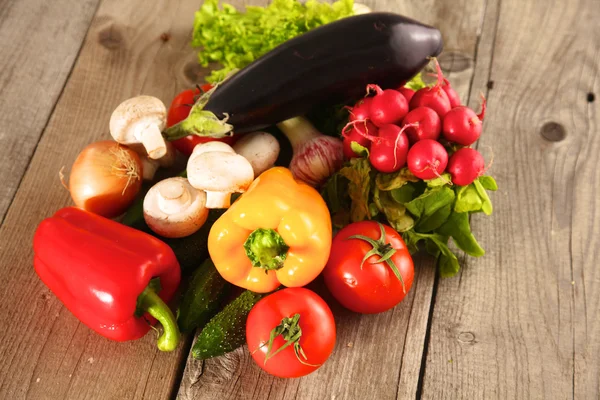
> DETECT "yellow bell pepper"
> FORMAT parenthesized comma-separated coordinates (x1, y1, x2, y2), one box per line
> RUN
(208, 167, 332, 293)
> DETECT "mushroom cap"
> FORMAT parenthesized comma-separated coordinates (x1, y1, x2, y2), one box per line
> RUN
(191, 141, 235, 156)
(109, 95, 167, 146)
(233, 131, 280, 177)
(143, 177, 208, 238)
(187, 151, 254, 193)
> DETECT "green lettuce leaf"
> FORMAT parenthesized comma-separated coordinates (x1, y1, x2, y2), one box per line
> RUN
(404, 72, 427, 91)
(192, 0, 355, 82)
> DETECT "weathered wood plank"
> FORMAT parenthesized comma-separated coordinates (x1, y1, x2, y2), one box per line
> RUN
(421, 0, 600, 398)
(0, 0, 205, 399)
(176, 1, 486, 399)
(0, 0, 101, 226)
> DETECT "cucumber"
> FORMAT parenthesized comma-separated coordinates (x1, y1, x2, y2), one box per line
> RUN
(191, 290, 266, 360)
(177, 259, 231, 333)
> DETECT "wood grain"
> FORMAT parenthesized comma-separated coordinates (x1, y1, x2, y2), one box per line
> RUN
(175, 1, 486, 399)
(0, 0, 206, 398)
(421, 0, 600, 398)
(0, 0, 101, 226)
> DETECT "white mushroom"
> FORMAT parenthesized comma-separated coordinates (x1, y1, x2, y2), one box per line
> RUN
(187, 143, 254, 209)
(191, 141, 235, 157)
(233, 132, 280, 177)
(109, 96, 170, 160)
(143, 177, 208, 238)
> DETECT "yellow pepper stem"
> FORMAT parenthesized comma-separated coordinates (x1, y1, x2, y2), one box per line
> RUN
(244, 228, 289, 271)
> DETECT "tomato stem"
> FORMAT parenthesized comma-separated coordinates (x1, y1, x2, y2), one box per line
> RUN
(260, 313, 320, 367)
(346, 223, 406, 294)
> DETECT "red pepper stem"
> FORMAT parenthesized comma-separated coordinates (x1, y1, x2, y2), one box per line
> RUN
(137, 285, 180, 352)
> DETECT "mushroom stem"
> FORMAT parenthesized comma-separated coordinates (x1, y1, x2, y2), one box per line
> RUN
(141, 125, 168, 160)
(157, 180, 192, 214)
(140, 157, 159, 181)
(157, 141, 177, 168)
(205, 191, 232, 209)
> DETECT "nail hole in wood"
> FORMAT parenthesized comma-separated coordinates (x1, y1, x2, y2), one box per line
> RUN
(540, 122, 566, 142)
(98, 24, 123, 50)
(457, 332, 475, 344)
(588, 92, 595, 103)
(183, 61, 204, 83)
(160, 32, 171, 42)
(487, 80, 495, 89)
(438, 51, 472, 73)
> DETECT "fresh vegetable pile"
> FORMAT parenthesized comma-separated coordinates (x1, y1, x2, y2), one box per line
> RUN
(324, 61, 497, 277)
(31, 0, 496, 380)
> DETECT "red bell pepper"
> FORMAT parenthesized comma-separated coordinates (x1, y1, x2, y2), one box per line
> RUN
(33, 207, 181, 351)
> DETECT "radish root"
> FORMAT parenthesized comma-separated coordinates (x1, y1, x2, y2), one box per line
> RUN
(342, 120, 379, 142)
(392, 123, 418, 168)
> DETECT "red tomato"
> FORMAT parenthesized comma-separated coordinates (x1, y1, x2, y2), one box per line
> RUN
(323, 221, 414, 314)
(246, 288, 336, 378)
(167, 86, 236, 156)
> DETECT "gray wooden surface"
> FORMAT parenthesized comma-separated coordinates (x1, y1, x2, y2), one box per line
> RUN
(0, 0, 598, 399)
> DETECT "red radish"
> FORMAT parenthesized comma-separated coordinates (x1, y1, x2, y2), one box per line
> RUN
(442, 97, 486, 146)
(367, 84, 408, 127)
(447, 147, 485, 186)
(402, 107, 441, 143)
(342, 121, 378, 159)
(406, 139, 448, 180)
(409, 60, 451, 118)
(347, 97, 373, 122)
(369, 124, 412, 173)
(398, 87, 416, 103)
(442, 78, 461, 108)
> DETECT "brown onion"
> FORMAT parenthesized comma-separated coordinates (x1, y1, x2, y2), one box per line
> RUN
(68, 140, 142, 218)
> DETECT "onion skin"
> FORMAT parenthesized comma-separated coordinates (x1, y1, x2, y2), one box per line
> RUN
(69, 141, 142, 218)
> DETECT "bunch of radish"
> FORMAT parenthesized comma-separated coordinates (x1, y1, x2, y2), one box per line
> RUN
(343, 60, 487, 186)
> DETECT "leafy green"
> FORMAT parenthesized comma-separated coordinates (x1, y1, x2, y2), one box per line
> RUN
(391, 183, 420, 204)
(376, 168, 418, 191)
(192, 0, 355, 82)
(426, 173, 452, 188)
(403, 231, 459, 278)
(454, 176, 496, 215)
(404, 72, 427, 91)
(473, 179, 493, 215)
(478, 176, 498, 191)
(322, 155, 497, 278)
(374, 189, 414, 232)
(337, 158, 373, 223)
(455, 184, 483, 213)
(405, 186, 455, 232)
(437, 212, 485, 257)
(350, 141, 370, 158)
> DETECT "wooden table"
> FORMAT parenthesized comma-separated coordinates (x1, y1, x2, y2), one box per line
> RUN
(0, 0, 598, 398)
